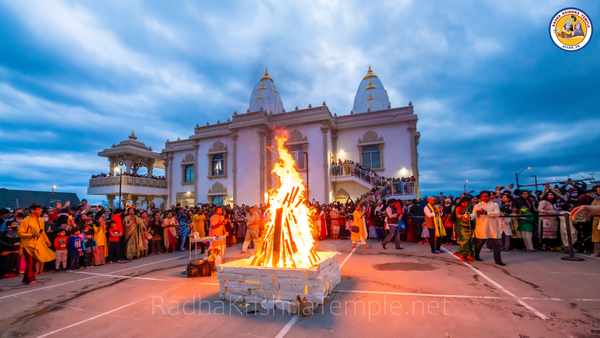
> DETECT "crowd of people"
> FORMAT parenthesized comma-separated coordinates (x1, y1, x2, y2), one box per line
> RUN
(91, 173, 166, 180)
(1, 178, 599, 285)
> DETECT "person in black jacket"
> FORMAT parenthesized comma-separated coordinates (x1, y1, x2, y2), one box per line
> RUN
(0, 220, 21, 278)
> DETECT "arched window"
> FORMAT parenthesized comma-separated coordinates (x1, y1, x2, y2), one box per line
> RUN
(184, 165, 194, 182)
(212, 154, 224, 176)
(212, 195, 224, 206)
(362, 146, 381, 169)
(289, 145, 305, 169)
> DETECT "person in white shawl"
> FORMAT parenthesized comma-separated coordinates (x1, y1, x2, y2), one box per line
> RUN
(471, 191, 505, 266)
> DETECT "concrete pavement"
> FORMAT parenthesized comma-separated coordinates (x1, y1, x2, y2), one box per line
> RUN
(0, 240, 599, 338)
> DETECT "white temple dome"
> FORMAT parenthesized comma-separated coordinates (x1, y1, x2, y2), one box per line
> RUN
(351, 66, 390, 114)
(248, 69, 285, 113)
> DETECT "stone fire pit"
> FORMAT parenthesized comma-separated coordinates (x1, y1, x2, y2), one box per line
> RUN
(217, 251, 341, 313)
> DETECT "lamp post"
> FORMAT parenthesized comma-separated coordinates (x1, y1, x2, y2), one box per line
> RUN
(464, 180, 468, 193)
(515, 167, 531, 189)
(531, 175, 538, 193)
(51, 185, 56, 208)
(115, 167, 122, 208)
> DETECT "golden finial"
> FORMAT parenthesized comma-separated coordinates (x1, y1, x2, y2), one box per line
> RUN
(258, 82, 267, 91)
(367, 93, 374, 100)
(364, 80, 377, 90)
(257, 102, 261, 106)
(257, 93, 263, 99)
(368, 103, 373, 109)
(362, 65, 378, 80)
(273, 85, 279, 93)
(260, 68, 274, 82)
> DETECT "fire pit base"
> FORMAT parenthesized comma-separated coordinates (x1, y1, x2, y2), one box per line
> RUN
(217, 251, 341, 312)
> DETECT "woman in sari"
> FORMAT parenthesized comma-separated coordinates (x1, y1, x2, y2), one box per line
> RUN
(453, 197, 474, 261)
(123, 208, 146, 260)
(538, 193, 559, 251)
(162, 211, 178, 253)
(93, 212, 108, 265)
(351, 205, 370, 248)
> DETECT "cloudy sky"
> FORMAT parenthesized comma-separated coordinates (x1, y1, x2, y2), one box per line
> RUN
(0, 0, 598, 203)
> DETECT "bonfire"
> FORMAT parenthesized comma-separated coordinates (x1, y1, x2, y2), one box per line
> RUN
(250, 135, 320, 269)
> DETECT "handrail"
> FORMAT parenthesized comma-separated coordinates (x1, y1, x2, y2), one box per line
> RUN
(330, 164, 386, 187)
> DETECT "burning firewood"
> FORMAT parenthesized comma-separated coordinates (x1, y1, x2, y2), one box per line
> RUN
(251, 136, 320, 269)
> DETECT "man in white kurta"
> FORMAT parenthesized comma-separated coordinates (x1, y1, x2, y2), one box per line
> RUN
(241, 206, 261, 254)
(470, 191, 505, 266)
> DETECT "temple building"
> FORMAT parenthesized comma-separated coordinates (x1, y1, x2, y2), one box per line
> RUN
(88, 67, 420, 207)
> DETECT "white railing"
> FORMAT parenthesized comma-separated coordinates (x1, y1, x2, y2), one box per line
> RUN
(330, 164, 387, 187)
(89, 176, 168, 189)
(359, 181, 416, 204)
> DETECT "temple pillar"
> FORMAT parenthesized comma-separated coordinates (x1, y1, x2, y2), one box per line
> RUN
(321, 126, 330, 203)
(145, 195, 155, 208)
(257, 128, 267, 204)
(131, 195, 139, 208)
(107, 195, 115, 209)
(231, 131, 238, 205)
(147, 159, 154, 178)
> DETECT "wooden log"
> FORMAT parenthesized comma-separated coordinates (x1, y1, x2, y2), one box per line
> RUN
(284, 218, 299, 254)
(273, 208, 283, 266)
(289, 186, 300, 207)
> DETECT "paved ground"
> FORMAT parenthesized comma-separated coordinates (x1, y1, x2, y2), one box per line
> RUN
(1, 240, 600, 338)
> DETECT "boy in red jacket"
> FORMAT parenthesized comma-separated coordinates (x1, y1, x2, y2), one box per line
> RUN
(53, 229, 68, 272)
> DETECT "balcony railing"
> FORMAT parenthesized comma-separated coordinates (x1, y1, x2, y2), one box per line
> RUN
(359, 181, 416, 204)
(89, 176, 168, 189)
(378, 181, 416, 199)
(330, 164, 387, 187)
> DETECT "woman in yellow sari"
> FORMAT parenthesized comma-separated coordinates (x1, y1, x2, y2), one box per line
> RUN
(93, 213, 108, 265)
(351, 206, 370, 249)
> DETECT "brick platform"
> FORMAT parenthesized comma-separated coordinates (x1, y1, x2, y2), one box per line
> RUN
(216, 251, 341, 313)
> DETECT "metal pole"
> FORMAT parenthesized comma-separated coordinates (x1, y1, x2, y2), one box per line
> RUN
(533, 175, 538, 192)
(119, 174, 122, 209)
(561, 213, 584, 261)
(51, 186, 55, 208)
(515, 173, 519, 189)
(305, 152, 309, 202)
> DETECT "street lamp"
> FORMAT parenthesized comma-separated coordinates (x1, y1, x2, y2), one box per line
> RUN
(464, 180, 468, 193)
(51, 185, 56, 208)
(515, 167, 531, 189)
(115, 167, 122, 208)
(531, 175, 538, 192)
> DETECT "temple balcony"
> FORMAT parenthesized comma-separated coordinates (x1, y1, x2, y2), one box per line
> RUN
(87, 176, 168, 197)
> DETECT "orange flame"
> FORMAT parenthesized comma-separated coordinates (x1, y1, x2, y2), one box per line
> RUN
(250, 135, 319, 269)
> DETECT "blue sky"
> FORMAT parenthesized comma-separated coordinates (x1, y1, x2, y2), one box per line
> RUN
(0, 0, 598, 204)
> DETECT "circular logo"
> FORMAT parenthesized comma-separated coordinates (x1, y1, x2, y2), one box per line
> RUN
(550, 8, 593, 51)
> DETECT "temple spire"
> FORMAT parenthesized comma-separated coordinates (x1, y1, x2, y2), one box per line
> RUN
(260, 68, 274, 82)
(362, 65, 378, 80)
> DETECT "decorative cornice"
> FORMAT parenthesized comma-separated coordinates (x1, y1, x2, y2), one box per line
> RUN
(358, 130, 384, 144)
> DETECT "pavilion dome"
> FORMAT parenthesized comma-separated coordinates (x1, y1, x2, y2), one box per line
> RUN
(351, 66, 390, 114)
(248, 69, 285, 114)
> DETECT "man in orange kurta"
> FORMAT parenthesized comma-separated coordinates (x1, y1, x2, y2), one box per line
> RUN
(18, 203, 55, 285)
